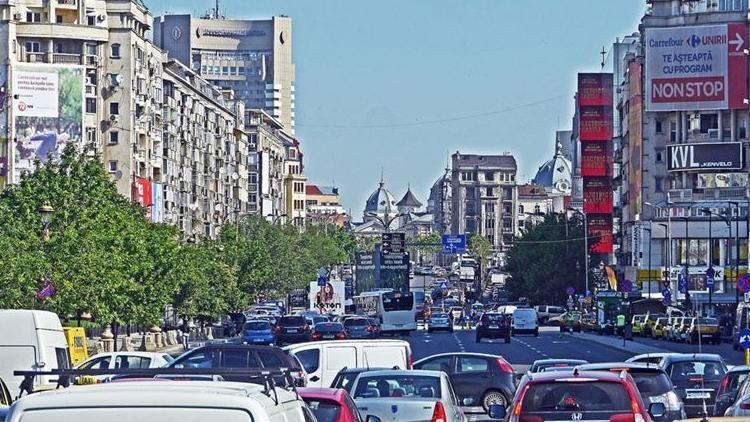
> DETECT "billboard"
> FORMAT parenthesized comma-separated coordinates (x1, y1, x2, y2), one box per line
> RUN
(645, 23, 747, 111)
(583, 178, 613, 214)
(13, 64, 84, 180)
(133, 178, 152, 219)
(355, 251, 377, 294)
(151, 182, 164, 223)
(578, 73, 613, 107)
(627, 60, 643, 221)
(667, 142, 743, 171)
(579, 106, 613, 141)
(309, 280, 345, 315)
(380, 252, 410, 292)
(588, 214, 613, 254)
(580, 142, 612, 177)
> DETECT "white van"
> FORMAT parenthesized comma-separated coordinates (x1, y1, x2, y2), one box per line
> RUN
(4, 380, 308, 422)
(0, 310, 69, 398)
(284, 339, 412, 388)
(512, 308, 539, 336)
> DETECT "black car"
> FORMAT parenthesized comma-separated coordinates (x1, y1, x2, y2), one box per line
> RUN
(413, 352, 516, 411)
(312, 322, 347, 341)
(578, 362, 686, 422)
(343, 317, 375, 339)
(528, 358, 589, 373)
(660, 353, 727, 417)
(329, 367, 389, 392)
(475, 312, 511, 343)
(168, 343, 306, 386)
(274, 315, 312, 345)
(713, 365, 750, 417)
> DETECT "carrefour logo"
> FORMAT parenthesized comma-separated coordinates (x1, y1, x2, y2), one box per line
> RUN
(688, 34, 701, 48)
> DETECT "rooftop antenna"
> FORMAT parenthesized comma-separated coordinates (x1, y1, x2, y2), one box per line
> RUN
(380, 167, 384, 185)
(600, 45, 607, 70)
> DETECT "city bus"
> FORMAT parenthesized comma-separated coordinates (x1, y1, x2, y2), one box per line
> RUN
(353, 290, 417, 335)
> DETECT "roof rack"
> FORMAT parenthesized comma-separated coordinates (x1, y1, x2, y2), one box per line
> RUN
(14, 367, 297, 405)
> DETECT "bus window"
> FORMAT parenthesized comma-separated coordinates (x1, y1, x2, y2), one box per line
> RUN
(382, 292, 414, 311)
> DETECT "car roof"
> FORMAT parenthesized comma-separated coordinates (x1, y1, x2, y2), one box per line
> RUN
(297, 387, 347, 402)
(728, 365, 750, 373)
(661, 353, 725, 363)
(356, 369, 445, 377)
(187, 344, 284, 350)
(84, 351, 168, 359)
(415, 352, 504, 363)
(533, 359, 589, 365)
(577, 362, 666, 373)
(527, 370, 628, 383)
(338, 367, 390, 374)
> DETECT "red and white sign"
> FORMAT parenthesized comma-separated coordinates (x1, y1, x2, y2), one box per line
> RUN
(645, 23, 747, 111)
(580, 142, 612, 177)
(583, 178, 613, 214)
(587, 215, 613, 254)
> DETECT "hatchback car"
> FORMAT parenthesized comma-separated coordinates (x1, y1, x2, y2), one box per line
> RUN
(714, 365, 750, 417)
(577, 362, 686, 421)
(274, 315, 312, 345)
(686, 317, 721, 344)
(428, 312, 453, 333)
(75, 352, 173, 382)
(343, 317, 375, 339)
(475, 312, 511, 343)
(313, 322, 347, 341)
(242, 320, 275, 345)
(660, 353, 727, 417)
(529, 358, 589, 373)
(298, 387, 367, 422)
(492, 369, 666, 422)
(413, 352, 515, 412)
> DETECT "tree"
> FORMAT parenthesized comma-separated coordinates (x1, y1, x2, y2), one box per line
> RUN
(505, 214, 596, 305)
(408, 233, 441, 266)
(468, 233, 491, 269)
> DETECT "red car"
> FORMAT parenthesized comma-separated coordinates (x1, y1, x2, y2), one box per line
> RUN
(491, 369, 667, 422)
(297, 387, 365, 422)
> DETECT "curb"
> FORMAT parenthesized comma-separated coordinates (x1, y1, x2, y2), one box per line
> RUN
(575, 332, 669, 355)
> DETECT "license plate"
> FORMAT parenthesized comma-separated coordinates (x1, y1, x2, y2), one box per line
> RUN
(323, 335, 334, 339)
(288, 329, 298, 333)
(686, 390, 711, 399)
(395, 324, 404, 327)
(489, 325, 499, 329)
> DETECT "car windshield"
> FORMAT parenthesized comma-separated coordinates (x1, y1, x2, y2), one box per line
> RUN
(382, 292, 414, 312)
(332, 372, 360, 392)
(521, 381, 631, 413)
(303, 399, 342, 422)
(316, 322, 343, 331)
(353, 375, 442, 399)
(244, 321, 270, 331)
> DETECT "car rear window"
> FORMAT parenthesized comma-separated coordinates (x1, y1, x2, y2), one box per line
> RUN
(316, 322, 344, 331)
(483, 314, 505, 322)
(522, 381, 631, 413)
(353, 375, 442, 399)
(631, 372, 673, 396)
(279, 316, 306, 326)
(257, 351, 285, 368)
(344, 318, 369, 327)
(668, 360, 726, 381)
(698, 318, 718, 325)
(432, 313, 449, 318)
(303, 398, 342, 422)
(245, 321, 271, 330)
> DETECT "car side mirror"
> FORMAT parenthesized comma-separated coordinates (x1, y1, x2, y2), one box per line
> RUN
(488, 404, 506, 419)
(462, 397, 474, 406)
(648, 402, 666, 418)
(365, 415, 382, 422)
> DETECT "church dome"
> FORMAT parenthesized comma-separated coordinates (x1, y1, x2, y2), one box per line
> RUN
(533, 138, 572, 195)
(364, 180, 398, 219)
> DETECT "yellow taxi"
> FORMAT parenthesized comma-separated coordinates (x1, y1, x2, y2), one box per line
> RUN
(665, 316, 683, 341)
(686, 317, 721, 344)
(631, 314, 646, 335)
(652, 317, 670, 339)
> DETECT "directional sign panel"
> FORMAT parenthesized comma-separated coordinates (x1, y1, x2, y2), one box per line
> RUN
(740, 329, 750, 350)
(382, 233, 405, 254)
(442, 234, 466, 254)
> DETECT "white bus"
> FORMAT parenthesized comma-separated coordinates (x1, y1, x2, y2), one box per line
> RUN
(353, 290, 417, 335)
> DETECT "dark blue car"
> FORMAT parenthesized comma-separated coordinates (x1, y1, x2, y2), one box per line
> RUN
(242, 320, 275, 345)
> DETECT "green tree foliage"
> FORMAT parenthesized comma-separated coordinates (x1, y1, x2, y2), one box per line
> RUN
(505, 214, 596, 304)
(408, 233, 441, 265)
(468, 233, 491, 269)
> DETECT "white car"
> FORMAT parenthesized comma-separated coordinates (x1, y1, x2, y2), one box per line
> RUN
(75, 352, 174, 381)
(512, 308, 539, 336)
(350, 369, 467, 422)
(4, 380, 308, 422)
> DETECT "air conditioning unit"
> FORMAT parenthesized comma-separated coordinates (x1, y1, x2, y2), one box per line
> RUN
(708, 128, 719, 139)
(108, 114, 119, 125)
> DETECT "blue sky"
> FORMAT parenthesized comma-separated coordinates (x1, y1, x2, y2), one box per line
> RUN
(149, 0, 644, 215)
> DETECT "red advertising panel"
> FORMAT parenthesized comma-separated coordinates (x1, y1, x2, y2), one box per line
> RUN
(577, 73, 613, 107)
(645, 23, 748, 111)
(583, 178, 613, 214)
(132, 177, 152, 208)
(587, 214, 613, 254)
(580, 142, 612, 177)
(579, 106, 613, 141)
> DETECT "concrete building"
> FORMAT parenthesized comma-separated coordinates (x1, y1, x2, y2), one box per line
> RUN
(616, 0, 750, 314)
(427, 165, 452, 235)
(306, 184, 346, 227)
(154, 14, 295, 134)
(450, 152, 518, 254)
(516, 184, 551, 234)
(283, 136, 305, 228)
(246, 108, 287, 221)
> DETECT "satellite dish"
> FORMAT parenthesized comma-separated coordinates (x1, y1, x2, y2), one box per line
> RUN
(114, 170, 123, 180)
(231, 172, 239, 180)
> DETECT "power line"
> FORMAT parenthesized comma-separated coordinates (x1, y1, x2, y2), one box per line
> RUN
(296, 94, 566, 129)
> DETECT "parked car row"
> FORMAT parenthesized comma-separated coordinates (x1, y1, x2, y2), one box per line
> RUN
(633, 314, 722, 344)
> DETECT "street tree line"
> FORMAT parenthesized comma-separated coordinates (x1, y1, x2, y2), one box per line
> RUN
(0, 147, 355, 329)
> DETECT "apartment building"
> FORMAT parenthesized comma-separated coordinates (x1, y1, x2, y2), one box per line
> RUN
(450, 152, 518, 253)
(617, 0, 750, 314)
(246, 108, 287, 221)
(154, 14, 295, 134)
(306, 184, 347, 227)
(283, 136, 306, 228)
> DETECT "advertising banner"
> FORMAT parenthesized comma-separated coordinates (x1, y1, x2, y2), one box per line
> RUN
(580, 142, 612, 177)
(588, 214, 613, 254)
(583, 178, 613, 214)
(577, 73, 613, 107)
(13, 64, 84, 180)
(667, 142, 743, 171)
(645, 23, 747, 111)
(309, 280, 345, 315)
(355, 251, 377, 294)
(132, 177, 152, 212)
(380, 252, 410, 292)
(151, 182, 164, 223)
(579, 106, 613, 141)
(628, 60, 643, 221)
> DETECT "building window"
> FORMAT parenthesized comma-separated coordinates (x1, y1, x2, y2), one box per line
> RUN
(109, 102, 119, 115)
(25, 41, 41, 53)
(110, 43, 121, 58)
(486, 187, 494, 197)
(26, 12, 41, 22)
(85, 98, 96, 114)
(670, 121, 678, 143)
(534, 205, 541, 214)
(485, 171, 494, 181)
(485, 219, 495, 229)
(700, 113, 718, 133)
(654, 177, 663, 193)
(107, 160, 117, 173)
(87, 15, 96, 26)
(485, 203, 495, 213)
(518, 205, 524, 214)
(656, 151, 663, 162)
(109, 131, 119, 145)
(655, 120, 663, 134)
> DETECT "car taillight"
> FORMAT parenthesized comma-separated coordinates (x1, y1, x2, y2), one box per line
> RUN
(431, 401, 447, 422)
(335, 332, 346, 339)
(508, 384, 529, 422)
(408, 353, 413, 369)
(496, 357, 513, 374)
(367, 325, 374, 331)
(274, 326, 281, 333)
(741, 400, 750, 410)
(720, 374, 729, 391)
(312, 332, 321, 340)
(609, 414, 636, 422)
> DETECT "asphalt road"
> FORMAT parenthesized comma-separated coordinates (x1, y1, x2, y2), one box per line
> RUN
(620, 332, 746, 365)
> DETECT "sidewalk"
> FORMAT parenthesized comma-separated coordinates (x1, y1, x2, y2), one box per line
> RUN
(575, 331, 669, 355)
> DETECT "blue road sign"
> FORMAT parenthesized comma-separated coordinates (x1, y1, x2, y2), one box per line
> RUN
(621, 279, 633, 293)
(740, 329, 750, 350)
(442, 234, 466, 254)
(439, 281, 448, 290)
(662, 288, 671, 297)
(318, 267, 328, 278)
(678, 274, 688, 293)
(566, 287, 575, 296)
(317, 275, 327, 287)
(706, 267, 715, 288)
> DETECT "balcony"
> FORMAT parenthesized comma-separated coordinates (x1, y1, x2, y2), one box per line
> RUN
(56, 0, 77, 8)
(16, 23, 108, 42)
(52, 53, 81, 65)
(693, 187, 747, 201)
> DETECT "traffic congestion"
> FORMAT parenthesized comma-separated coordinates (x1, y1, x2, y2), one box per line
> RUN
(0, 271, 746, 422)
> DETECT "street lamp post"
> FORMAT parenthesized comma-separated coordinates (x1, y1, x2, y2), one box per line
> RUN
(39, 203, 54, 242)
(702, 208, 714, 315)
(729, 201, 741, 309)
(643, 227, 652, 299)
(568, 207, 589, 296)
(365, 211, 407, 233)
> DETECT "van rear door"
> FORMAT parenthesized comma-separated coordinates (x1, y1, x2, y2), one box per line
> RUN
(323, 345, 357, 387)
(363, 345, 407, 369)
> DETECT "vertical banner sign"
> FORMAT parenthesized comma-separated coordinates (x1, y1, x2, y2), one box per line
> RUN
(588, 214, 614, 254)
(580, 142, 612, 177)
(132, 178, 152, 219)
(628, 61, 643, 221)
(12, 64, 85, 180)
(355, 252, 377, 294)
(583, 178, 614, 214)
(579, 106, 613, 141)
(151, 182, 164, 223)
(645, 23, 748, 111)
(578, 73, 614, 106)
